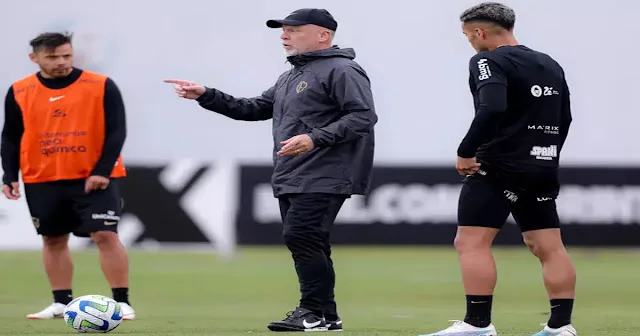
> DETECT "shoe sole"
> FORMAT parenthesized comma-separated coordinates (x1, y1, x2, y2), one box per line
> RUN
(326, 325, 343, 332)
(268, 324, 328, 332)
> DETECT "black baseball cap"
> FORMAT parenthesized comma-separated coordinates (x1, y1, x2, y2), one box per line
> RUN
(266, 8, 338, 31)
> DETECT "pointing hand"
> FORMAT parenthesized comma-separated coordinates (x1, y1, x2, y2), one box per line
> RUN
(163, 79, 206, 99)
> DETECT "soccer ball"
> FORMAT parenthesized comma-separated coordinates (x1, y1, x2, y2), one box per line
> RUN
(63, 295, 123, 333)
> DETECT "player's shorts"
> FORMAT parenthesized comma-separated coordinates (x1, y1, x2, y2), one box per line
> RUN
(24, 178, 123, 237)
(457, 169, 560, 232)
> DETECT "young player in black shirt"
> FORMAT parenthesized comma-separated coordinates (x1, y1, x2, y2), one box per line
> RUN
(420, 3, 577, 336)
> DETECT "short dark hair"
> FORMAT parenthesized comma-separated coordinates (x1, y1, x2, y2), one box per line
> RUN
(29, 32, 73, 52)
(460, 2, 516, 30)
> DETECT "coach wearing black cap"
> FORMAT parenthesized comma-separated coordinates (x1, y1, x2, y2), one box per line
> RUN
(164, 7, 377, 333)
(266, 8, 338, 32)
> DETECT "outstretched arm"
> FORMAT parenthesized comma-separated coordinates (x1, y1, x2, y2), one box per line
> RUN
(196, 86, 275, 121)
(165, 79, 275, 121)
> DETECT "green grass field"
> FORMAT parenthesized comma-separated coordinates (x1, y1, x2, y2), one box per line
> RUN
(0, 247, 638, 335)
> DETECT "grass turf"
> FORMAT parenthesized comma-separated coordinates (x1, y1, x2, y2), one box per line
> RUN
(0, 246, 638, 335)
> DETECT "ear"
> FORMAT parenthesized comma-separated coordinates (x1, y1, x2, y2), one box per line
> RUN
(29, 52, 38, 64)
(319, 30, 332, 43)
(474, 28, 485, 40)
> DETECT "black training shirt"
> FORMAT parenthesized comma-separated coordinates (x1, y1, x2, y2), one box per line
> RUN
(457, 45, 572, 173)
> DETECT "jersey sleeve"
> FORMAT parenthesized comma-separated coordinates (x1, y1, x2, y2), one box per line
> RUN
(559, 78, 572, 150)
(1, 86, 24, 184)
(91, 78, 127, 177)
(468, 53, 507, 90)
(457, 84, 508, 158)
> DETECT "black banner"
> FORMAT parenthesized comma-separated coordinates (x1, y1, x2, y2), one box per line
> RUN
(118, 165, 212, 244)
(236, 165, 640, 246)
(85, 164, 229, 248)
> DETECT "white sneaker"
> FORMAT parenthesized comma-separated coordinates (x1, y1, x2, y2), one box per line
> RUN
(532, 323, 577, 336)
(27, 302, 66, 319)
(118, 302, 136, 320)
(418, 320, 498, 336)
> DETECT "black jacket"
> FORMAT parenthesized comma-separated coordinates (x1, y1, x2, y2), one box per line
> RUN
(196, 46, 377, 197)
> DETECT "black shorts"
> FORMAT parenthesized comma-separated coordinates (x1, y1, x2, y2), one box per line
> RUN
(457, 172, 560, 232)
(24, 179, 123, 237)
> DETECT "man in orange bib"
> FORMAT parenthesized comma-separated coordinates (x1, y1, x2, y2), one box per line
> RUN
(1, 32, 136, 320)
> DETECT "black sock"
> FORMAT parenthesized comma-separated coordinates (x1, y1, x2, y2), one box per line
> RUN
(464, 295, 493, 328)
(111, 288, 129, 305)
(53, 290, 73, 305)
(547, 299, 573, 328)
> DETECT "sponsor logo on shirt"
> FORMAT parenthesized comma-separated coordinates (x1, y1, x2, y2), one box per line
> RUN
(477, 58, 492, 80)
(531, 85, 559, 97)
(528, 125, 560, 135)
(530, 145, 558, 160)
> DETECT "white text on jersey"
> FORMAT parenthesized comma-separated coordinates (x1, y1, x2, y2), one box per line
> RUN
(477, 59, 492, 80)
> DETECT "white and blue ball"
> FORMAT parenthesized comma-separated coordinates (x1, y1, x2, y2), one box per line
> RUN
(63, 295, 123, 333)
